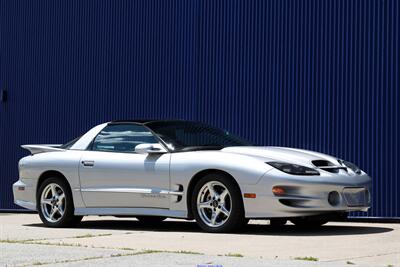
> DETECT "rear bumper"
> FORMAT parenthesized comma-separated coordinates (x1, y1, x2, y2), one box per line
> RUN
(13, 179, 37, 211)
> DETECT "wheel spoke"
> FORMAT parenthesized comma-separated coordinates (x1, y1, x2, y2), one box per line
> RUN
(49, 207, 57, 220)
(58, 193, 65, 204)
(207, 184, 218, 198)
(198, 201, 212, 210)
(50, 184, 58, 197)
(210, 211, 217, 225)
(219, 205, 230, 217)
(219, 189, 228, 203)
(41, 198, 52, 205)
(57, 207, 64, 217)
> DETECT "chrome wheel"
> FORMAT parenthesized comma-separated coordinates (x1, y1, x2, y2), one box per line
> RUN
(196, 181, 231, 228)
(40, 183, 66, 223)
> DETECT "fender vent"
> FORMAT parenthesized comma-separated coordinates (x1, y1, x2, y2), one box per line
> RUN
(176, 184, 184, 202)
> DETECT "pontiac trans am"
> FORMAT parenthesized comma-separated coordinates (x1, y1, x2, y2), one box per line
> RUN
(13, 120, 371, 232)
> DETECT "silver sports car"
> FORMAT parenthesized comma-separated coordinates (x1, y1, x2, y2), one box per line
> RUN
(13, 120, 371, 232)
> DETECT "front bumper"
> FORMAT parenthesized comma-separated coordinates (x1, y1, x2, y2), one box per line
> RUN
(242, 168, 371, 218)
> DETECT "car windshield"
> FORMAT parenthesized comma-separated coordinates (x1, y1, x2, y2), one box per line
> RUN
(146, 121, 251, 151)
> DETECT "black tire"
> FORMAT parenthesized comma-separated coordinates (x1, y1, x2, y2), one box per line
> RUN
(37, 177, 82, 227)
(136, 216, 166, 224)
(290, 217, 328, 228)
(191, 172, 246, 233)
(270, 218, 287, 227)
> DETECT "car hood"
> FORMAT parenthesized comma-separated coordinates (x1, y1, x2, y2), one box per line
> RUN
(221, 146, 340, 167)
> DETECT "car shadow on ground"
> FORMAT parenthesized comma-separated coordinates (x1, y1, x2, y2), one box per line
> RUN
(25, 219, 394, 236)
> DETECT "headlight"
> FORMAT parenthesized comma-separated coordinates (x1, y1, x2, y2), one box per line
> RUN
(267, 162, 320, 176)
(338, 159, 362, 174)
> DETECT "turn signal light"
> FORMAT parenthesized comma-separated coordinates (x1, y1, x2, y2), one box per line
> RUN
(244, 193, 256, 198)
(272, 186, 286, 196)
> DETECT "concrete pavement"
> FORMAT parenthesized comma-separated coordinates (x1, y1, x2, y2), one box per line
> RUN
(1, 213, 399, 267)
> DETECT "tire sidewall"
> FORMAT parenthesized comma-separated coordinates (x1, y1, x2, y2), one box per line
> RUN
(191, 173, 245, 233)
(36, 177, 75, 227)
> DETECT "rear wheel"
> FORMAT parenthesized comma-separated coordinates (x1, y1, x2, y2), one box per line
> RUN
(37, 177, 82, 227)
(191, 173, 245, 233)
(136, 216, 166, 225)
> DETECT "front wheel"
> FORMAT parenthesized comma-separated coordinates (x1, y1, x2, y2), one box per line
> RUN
(37, 177, 82, 227)
(191, 173, 245, 233)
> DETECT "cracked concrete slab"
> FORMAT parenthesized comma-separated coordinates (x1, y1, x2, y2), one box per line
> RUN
(50, 252, 353, 267)
(0, 243, 124, 267)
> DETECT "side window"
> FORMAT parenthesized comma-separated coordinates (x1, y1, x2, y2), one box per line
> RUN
(91, 124, 158, 153)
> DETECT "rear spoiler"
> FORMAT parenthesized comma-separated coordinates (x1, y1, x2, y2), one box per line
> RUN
(21, 144, 65, 155)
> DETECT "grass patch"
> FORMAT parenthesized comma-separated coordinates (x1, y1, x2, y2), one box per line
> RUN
(174, 250, 203, 255)
(109, 250, 202, 258)
(141, 249, 164, 254)
(0, 238, 84, 248)
(120, 247, 136, 251)
(2, 239, 39, 245)
(111, 253, 126, 257)
(74, 233, 112, 238)
(225, 253, 244, 257)
(19, 256, 104, 267)
(140, 249, 202, 255)
(294, 256, 319, 262)
(34, 241, 84, 247)
(74, 233, 95, 238)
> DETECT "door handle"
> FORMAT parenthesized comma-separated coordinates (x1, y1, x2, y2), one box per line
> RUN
(81, 160, 94, 167)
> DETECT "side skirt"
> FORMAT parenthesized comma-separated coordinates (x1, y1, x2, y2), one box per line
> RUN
(74, 207, 187, 218)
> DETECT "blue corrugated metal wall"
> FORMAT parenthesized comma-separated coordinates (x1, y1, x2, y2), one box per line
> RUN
(0, 0, 399, 218)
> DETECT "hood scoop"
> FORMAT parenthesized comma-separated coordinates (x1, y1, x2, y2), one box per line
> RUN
(312, 160, 347, 174)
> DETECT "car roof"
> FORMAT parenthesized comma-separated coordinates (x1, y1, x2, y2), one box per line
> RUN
(109, 119, 194, 125)
(110, 119, 158, 124)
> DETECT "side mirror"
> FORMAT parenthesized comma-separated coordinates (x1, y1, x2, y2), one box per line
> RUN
(135, 143, 167, 154)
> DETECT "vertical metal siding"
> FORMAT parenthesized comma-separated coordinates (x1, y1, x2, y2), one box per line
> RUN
(0, 0, 399, 218)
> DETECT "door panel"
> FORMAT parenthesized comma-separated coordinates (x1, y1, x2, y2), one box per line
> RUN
(79, 150, 171, 208)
